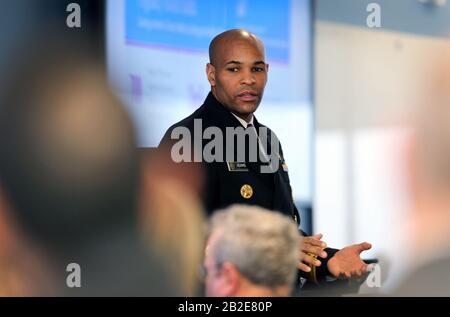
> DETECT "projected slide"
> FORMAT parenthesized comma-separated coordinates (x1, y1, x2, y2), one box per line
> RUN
(125, 0, 290, 62)
(107, 0, 313, 202)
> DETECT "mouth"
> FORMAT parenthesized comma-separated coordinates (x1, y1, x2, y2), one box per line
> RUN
(237, 90, 259, 102)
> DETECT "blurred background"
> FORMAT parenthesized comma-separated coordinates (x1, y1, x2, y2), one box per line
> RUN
(314, 0, 450, 265)
(2, 0, 450, 294)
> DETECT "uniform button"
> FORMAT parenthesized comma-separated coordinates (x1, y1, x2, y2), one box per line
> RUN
(240, 184, 253, 199)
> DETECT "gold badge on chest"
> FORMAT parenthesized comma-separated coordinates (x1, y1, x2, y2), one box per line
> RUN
(240, 184, 253, 199)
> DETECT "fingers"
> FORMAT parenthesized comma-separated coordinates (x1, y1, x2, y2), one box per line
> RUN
(353, 265, 367, 278)
(340, 270, 363, 280)
(337, 263, 369, 280)
(299, 251, 322, 267)
(367, 263, 376, 272)
(303, 236, 327, 249)
(301, 244, 328, 259)
(337, 271, 352, 280)
(301, 235, 327, 260)
(357, 242, 372, 253)
(361, 263, 369, 274)
(352, 264, 369, 279)
(297, 262, 312, 273)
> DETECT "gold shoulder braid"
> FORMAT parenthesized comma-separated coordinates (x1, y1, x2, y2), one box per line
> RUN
(306, 252, 319, 284)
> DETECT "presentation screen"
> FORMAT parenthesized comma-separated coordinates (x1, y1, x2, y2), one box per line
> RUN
(107, 0, 313, 202)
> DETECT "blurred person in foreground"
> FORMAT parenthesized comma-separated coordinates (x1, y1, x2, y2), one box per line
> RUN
(203, 205, 299, 297)
(139, 147, 206, 296)
(0, 44, 183, 296)
(393, 55, 450, 296)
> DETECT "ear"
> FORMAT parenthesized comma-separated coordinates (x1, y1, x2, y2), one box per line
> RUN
(220, 262, 241, 296)
(206, 63, 216, 87)
(266, 63, 270, 73)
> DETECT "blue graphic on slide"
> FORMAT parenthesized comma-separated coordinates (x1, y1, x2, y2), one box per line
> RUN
(126, 0, 291, 62)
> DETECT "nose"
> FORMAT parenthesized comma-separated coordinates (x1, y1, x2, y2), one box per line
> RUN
(240, 69, 256, 86)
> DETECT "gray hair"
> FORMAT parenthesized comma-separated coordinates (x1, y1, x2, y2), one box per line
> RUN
(208, 205, 299, 288)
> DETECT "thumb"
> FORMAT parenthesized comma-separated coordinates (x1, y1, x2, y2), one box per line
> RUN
(312, 233, 323, 240)
(356, 242, 372, 253)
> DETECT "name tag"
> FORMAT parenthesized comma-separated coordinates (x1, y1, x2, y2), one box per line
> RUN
(227, 162, 249, 172)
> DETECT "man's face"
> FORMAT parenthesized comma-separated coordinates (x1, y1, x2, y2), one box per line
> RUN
(207, 39, 268, 121)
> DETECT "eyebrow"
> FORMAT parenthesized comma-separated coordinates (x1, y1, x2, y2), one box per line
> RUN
(224, 60, 266, 66)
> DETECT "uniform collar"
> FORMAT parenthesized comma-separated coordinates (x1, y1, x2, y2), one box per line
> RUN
(203, 92, 259, 128)
(230, 112, 254, 128)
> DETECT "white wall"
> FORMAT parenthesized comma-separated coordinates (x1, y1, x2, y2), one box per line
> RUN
(314, 21, 450, 287)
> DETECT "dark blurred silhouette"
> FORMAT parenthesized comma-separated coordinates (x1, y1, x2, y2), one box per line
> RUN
(393, 54, 450, 296)
(138, 147, 206, 296)
(0, 42, 179, 296)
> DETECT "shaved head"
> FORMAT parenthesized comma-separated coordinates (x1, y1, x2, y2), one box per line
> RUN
(209, 29, 265, 66)
(206, 29, 268, 122)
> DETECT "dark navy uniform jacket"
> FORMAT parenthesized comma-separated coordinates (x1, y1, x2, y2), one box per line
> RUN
(159, 92, 337, 281)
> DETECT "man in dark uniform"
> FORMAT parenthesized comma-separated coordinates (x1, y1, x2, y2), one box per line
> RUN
(160, 29, 372, 285)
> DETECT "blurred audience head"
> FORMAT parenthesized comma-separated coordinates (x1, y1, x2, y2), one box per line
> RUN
(139, 148, 206, 296)
(0, 46, 137, 250)
(0, 41, 177, 296)
(408, 53, 450, 245)
(204, 205, 299, 297)
(395, 53, 450, 296)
